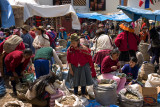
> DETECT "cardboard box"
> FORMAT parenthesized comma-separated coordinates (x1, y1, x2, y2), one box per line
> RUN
(142, 87, 160, 106)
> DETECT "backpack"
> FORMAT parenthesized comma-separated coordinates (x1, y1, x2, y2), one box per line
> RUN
(3, 35, 23, 53)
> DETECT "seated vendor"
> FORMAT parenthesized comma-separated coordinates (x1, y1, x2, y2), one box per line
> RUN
(122, 57, 139, 85)
(101, 48, 126, 93)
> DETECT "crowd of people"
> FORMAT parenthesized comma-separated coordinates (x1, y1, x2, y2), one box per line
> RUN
(0, 19, 160, 106)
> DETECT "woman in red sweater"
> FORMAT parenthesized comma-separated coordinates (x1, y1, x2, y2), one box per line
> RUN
(67, 33, 96, 95)
(101, 49, 126, 93)
(5, 49, 32, 95)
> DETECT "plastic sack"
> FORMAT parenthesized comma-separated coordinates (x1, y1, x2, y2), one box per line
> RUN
(87, 85, 95, 99)
(79, 96, 89, 106)
(127, 84, 142, 93)
(55, 95, 83, 107)
(3, 101, 24, 107)
(118, 88, 143, 107)
(93, 79, 117, 106)
(145, 73, 160, 87)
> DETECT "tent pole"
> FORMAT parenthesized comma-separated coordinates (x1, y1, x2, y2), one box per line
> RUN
(155, 15, 157, 25)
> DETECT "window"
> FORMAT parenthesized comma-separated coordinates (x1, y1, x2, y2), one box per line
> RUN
(73, 0, 86, 6)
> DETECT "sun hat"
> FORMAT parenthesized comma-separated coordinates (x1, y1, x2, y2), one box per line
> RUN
(21, 25, 30, 32)
(119, 23, 134, 33)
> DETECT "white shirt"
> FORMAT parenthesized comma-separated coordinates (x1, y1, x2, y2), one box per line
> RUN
(92, 34, 113, 53)
(33, 34, 50, 52)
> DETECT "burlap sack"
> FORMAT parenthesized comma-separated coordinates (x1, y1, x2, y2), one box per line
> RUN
(3, 35, 23, 53)
(139, 63, 155, 80)
(138, 43, 150, 61)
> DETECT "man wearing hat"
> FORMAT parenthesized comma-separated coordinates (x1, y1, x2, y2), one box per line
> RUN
(21, 25, 35, 54)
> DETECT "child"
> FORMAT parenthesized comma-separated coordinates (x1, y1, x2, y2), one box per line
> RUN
(122, 57, 139, 85)
(101, 49, 126, 93)
(67, 33, 96, 95)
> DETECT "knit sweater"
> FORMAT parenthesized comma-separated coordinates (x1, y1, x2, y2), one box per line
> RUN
(34, 47, 53, 60)
(34, 47, 63, 67)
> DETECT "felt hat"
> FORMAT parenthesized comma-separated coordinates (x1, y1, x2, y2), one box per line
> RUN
(36, 26, 45, 32)
(21, 25, 30, 32)
(96, 28, 105, 34)
(70, 33, 80, 42)
(4, 28, 11, 34)
(119, 23, 134, 33)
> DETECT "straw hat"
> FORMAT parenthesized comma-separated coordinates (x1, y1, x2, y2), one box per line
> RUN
(96, 28, 105, 34)
(119, 23, 134, 33)
(21, 25, 30, 32)
(84, 31, 88, 35)
(70, 33, 80, 42)
(36, 26, 45, 32)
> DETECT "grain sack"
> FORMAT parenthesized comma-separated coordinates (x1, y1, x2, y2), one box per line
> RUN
(118, 88, 143, 107)
(3, 101, 24, 107)
(139, 62, 155, 80)
(58, 39, 67, 48)
(93, 79, 117, 106)
(145, 73, 160, 87)
(16, 83, 29, 100)
(58, 52, 67, 64)
(55, 95, 83, 107)
(3, 35, 23, 53)
(139, 43, 150, 61)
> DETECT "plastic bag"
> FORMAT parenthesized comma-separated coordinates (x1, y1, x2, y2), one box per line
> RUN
(93, 79, 117, 106)
(118, 88, 143, 107)
(145, 73, 160, 87)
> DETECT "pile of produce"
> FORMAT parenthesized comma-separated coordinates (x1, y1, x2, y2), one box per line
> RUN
(125, 92, 139, 100)
(60, 96, 76, 106)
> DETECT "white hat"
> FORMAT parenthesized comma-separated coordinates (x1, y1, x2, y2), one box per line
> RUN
(47, 25, 51, 28)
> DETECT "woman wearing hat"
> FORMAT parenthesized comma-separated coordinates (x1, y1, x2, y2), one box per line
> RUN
(21, 25, 35, 53)
(115, 23, 140, 66)
(91, 28, 113, 53)
(67, 33, 96, 95)
(32, 26, 50, 53)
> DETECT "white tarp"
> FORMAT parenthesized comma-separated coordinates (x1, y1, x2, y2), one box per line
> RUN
(8, 0, 81, 30)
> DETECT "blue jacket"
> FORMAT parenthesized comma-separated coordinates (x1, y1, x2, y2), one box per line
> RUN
(122, 64, 138, 81)
(21, 33, 35, 54)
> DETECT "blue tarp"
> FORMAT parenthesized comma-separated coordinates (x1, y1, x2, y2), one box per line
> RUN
(0, 0, 15, 28)
(117, 5, 160, 21)
(76, 12, 132, 22)
(109, 13, 132, 22)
